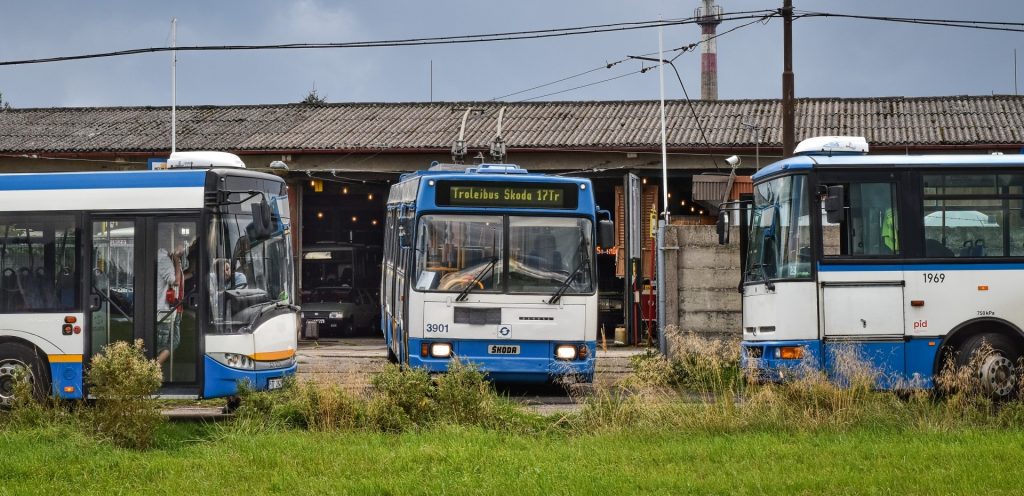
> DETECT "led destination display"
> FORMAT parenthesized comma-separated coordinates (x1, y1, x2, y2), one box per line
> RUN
(436, 181, 577, 209)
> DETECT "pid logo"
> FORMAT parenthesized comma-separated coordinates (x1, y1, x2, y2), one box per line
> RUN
(497, 325, 512, 339)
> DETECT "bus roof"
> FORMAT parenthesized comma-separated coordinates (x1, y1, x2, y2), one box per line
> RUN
(0, 168, 284, 212)
(752, 153, 1024, 182)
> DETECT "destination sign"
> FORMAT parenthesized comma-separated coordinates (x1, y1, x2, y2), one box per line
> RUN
(437, 182, 577, 209)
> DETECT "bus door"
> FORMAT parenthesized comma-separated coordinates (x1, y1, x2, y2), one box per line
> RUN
(818, 174, 906, 386)
(88, 216, 201, 392)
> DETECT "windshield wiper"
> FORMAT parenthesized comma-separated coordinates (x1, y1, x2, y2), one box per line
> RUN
(455, 257, 498, 302)
(245, 299, 300, 331)
(548, 255, 589, 305)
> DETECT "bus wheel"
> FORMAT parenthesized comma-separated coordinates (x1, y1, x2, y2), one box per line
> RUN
(223, 395, 242, 414)
(955, 333, 1021, 400)
(0, 343, 50, 409)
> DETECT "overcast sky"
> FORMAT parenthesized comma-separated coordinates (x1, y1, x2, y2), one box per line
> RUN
(1, 1, 1023, 108)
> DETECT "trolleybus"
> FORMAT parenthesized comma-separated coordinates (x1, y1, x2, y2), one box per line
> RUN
(0, 151, 297, 406)
(381, 163, 614, 382)
(728, 136, 1024, 398)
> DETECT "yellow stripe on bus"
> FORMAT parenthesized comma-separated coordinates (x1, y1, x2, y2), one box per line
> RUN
(250, 350, 295, 361)
(48, 354, 83, 363)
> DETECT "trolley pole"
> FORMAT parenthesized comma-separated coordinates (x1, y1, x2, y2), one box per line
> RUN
(781, 0, 795, 157)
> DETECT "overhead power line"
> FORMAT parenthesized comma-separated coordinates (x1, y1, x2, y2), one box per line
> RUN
(795, 11, 1024, 33)
(0, 12, 776, 67)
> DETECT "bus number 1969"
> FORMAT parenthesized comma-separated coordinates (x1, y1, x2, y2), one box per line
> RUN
(923, 273, 946, 284)
(426, 323, 449, 333)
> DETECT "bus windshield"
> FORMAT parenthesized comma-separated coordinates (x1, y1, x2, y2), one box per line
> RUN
(208, 191, 293, 333)
(414, 214, 593, 295)
(745, 174, 812, 282)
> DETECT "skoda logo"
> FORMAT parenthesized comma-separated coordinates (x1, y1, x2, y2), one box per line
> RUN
(499, 326, 511, 337)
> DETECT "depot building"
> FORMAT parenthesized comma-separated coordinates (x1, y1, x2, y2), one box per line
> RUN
(1, 95, 1022, 343)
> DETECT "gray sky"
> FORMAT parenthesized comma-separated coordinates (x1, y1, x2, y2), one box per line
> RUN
(1, 0, 1023, 108)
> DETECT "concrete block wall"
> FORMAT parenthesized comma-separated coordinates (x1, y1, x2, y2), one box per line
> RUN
(662, 225, 743, 336)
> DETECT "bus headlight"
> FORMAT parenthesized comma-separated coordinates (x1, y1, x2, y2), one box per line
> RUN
(429, 342, 452, 359)
(209, 352, 255, 370)
(555, 344, 578, 361)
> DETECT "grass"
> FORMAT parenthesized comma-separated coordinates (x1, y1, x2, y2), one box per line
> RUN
(4, 330, 1024, 494)
(1, 422, 1023, 495)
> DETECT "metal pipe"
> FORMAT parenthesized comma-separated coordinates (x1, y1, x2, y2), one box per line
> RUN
(657, 219, 667, 356)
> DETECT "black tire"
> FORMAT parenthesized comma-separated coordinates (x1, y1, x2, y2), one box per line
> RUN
(223, 395, 242, 414)
(954, 332, 1022, 400)
(0, 342, 51, 409)
(386, 344, 399, 364)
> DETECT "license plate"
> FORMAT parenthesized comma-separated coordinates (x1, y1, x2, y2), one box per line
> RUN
(306, 319, 326, 324)
(267, 378, 283, 390)
(488, 345, 520, 355)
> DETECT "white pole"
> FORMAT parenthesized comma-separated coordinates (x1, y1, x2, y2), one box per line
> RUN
(171, 18, 177, 154)
(658, 22, 669, 218)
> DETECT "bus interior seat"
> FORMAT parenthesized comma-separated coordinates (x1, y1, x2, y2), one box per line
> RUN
(959, 239, 986, 257)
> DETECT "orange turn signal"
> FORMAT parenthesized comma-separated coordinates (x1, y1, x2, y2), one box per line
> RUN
(779, 346, 804, 360)
(978, 285, 989, 291)
(63, 386, 75, 393)
(64, 316, 77, 323)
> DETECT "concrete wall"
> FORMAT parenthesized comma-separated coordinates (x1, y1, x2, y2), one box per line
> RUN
(662, 225, 743, 336)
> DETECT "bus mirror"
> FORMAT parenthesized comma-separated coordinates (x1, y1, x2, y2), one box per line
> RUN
(717, 210, 730, 245)
(824, 185, 845, 224)
(248, 200, 274, 241)
(597, 219, 615, 250)
(398, 218, 413, 248)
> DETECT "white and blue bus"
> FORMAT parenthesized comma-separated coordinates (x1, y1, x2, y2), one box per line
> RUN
(0, 152, 297, 406)
(729, 136, 1024, 398)
(381, 163, 614, 383)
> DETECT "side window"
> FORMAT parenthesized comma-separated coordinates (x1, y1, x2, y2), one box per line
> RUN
(0, 214, 79, 312)
(923, 174, 1010, 258)
(822, 182, 900, 257)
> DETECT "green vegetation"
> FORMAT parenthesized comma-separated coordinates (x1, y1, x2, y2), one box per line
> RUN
(1, 423, 1023, 494)
(3, 330, 1024, 494)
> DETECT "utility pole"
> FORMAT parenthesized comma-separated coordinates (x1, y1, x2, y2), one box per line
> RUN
(171, 17, 177, 154)
(781, 0, 795, 157)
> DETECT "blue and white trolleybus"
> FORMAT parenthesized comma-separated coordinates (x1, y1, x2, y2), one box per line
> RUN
(731, 136, 1024, 398)
(381, 163, 614, 382)
(0, 152, 298, 406)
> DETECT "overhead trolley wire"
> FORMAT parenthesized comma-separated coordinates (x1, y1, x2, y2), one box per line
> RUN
(488, 10, 778, 102)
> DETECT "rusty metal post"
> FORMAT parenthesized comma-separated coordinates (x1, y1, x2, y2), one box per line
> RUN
(782, 0, 795, 157)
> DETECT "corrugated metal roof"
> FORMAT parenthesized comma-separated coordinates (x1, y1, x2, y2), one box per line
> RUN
(0, 96, 1021, 154)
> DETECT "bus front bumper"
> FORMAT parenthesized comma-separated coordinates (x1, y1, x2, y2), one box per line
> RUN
(202, 355, 297, 399)
(408, 338, 595, 383)
(740, 339, 821, 382)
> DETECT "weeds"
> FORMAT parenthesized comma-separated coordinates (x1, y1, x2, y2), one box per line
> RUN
(86, 339, 164, 450)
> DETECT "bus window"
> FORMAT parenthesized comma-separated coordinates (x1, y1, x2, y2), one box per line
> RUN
(821, 182, 900, 257)
(0, 214, 79, 313)
(923, 174, 1006, 258)
(745, 175, 811, 281)
(414, 215, 503, 292)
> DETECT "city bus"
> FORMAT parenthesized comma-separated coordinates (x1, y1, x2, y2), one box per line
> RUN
(381, 163, 614, 383)
(0, 151, 297, 407)
(726, 136, 1024, 398)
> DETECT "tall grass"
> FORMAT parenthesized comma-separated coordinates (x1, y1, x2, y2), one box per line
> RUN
(575, 326, 1024, 434)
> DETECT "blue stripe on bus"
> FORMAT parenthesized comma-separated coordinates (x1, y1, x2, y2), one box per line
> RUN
(0, 171, 207, 191)
(819, 263, 1024, 272)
